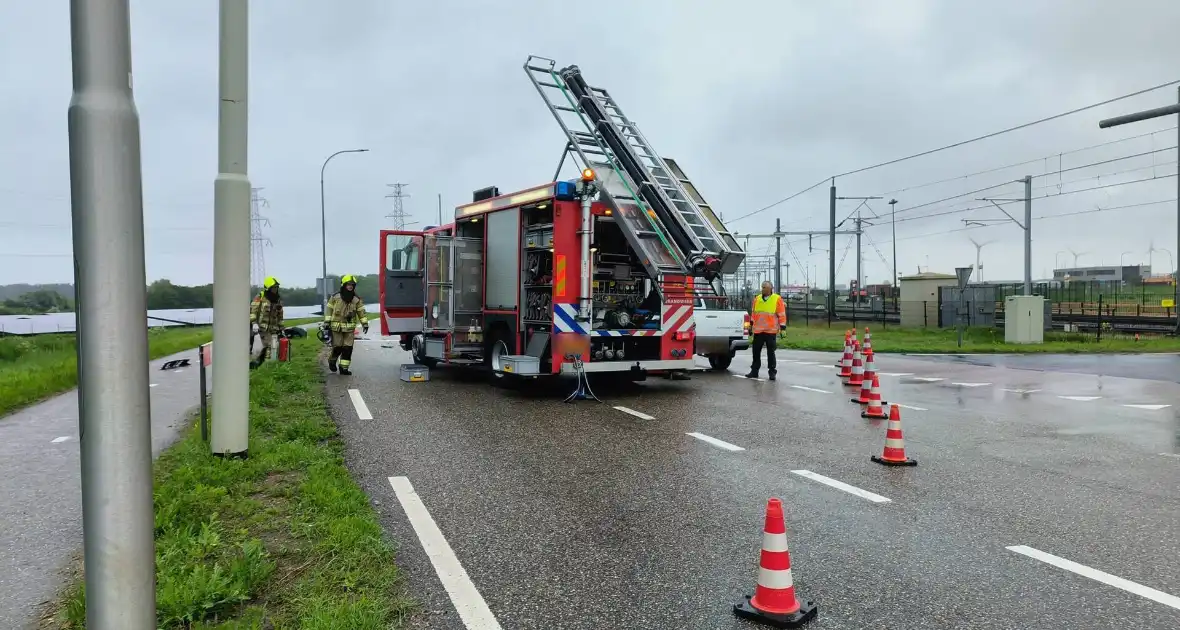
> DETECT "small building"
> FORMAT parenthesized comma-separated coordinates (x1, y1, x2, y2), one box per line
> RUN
(899, 271, 957, 327)
(1053, 265, 1150, 283)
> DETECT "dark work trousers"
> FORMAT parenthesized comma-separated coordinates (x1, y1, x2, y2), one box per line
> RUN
(750, 332, 778, 375)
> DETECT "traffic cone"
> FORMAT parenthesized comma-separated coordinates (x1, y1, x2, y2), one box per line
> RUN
(860, 376, 888, 418)
(733, 498, 818, 628)
(837, 342, 853, 378)
(845, 347, 864, 387)
(863, 327, 873, 354)
(852, 357, 874, 404)
(836, 331, 850, 367)
(871, 404, 916, 465)
(863, 350, 878, 383)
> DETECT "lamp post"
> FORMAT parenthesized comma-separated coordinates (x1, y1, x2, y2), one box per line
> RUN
(319, 148, 368, 312)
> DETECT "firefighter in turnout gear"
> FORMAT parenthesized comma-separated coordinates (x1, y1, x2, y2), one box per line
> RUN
(746, 280, 786, 380)
(249, 276, 285, 368)
(322, 275, 368, 375)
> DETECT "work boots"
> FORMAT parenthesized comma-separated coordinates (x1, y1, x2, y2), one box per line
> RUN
(328, 358, 337, 372)
(339, 367, 352, 376)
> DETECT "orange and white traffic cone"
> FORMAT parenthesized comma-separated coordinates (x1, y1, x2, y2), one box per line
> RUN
(860, 376, 888, 418)
(852, 356, 874, 404)
(836, 331, 851, 367)
(733, 498, 818, 628)
(837, 342, 853, 378)
(863, 328, 873, 354)
(845, 347, 864, 387)
(871, 404, 916, 465)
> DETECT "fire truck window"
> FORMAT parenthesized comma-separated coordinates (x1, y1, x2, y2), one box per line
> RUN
(386, 234, 422, 272)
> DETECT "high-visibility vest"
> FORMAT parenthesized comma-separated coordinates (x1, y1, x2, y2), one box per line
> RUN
(750, 293, 786, 334)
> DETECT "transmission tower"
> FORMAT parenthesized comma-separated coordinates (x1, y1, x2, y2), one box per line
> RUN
(385, 182, 417, 230)
(249, 187, 272, 288)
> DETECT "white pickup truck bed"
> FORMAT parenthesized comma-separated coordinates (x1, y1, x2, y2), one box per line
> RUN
(692, 298, 749, 371)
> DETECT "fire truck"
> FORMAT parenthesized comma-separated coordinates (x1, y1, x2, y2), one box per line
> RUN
(378, 56, 745, 385)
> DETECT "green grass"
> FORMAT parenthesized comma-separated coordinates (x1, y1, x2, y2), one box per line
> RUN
(0, 318, 320, 418)
(43, 334, 412, 629)
(779, 322, 1180, 353)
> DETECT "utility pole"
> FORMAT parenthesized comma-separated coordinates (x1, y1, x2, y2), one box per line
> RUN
(385, 182, 416, 230)
(855, 212, 862, 297)
(1098, 86, 1180, 332)
(68, 0, 156, 625)
(211, 0, 251, 458)
(835, 195, 881, 306)
(889, 198, 898, 289)
(437, 192, 443, 225)
(774, 217, 782, 290)
(249, 187, 271, 288)
(970, 175, 1033, 295)
(829, 180, 836, 321)
(319, 148, 368, 313)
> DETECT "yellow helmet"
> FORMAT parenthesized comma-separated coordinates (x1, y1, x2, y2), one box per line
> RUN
(341, 274, 357, 285)
(263, 276, 280, 289)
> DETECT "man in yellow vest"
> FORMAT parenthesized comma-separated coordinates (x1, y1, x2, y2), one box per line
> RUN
(321, 275, 368, 375)
(746, 280, 786, 380)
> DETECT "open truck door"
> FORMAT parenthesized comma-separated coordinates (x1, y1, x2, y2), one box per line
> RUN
(379, 230, 426, 335)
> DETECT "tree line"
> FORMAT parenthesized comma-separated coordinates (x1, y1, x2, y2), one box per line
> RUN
(0, 274, 382, 315)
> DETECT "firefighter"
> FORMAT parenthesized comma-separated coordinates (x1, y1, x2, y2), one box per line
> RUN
(322, 274, 368, 375)
(249, 276, 285, 368)
(746, 280, 786, 381)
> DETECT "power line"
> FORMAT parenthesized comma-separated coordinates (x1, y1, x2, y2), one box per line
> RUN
(384, 183, 415, 230)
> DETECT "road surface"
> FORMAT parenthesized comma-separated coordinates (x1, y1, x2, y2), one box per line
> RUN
(326, 340, 1180, 629)
(0, 349, 204, 630)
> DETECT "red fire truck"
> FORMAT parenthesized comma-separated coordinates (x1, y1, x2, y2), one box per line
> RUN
(379, 56, 745, 385)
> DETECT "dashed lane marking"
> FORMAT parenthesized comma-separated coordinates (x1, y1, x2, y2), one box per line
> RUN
(150, 383, 159, 388)
(613, 406, 655, 420)
(951, 382, 992, 387)
(388, 477, 504, 629)
(733, 374, 765, 382)
(51, 436, 72, 444)
(910, 377, 944, 382)
(790, 385, 832, 394)
(1001, 388, 1041, 394)
(794, 361, 819, 366)
(348, 388, 374, 420)
(686, 432, 745, 452)
(791, 470, 892, 503)
(895, 404, 928, 411)
(1006, 545, 1180, 611)
(877, 372, 914, 377)
(1124, 404, 1171, 410)
(1058, 395, 1102, 402)
(1160, 453, 1180, 458)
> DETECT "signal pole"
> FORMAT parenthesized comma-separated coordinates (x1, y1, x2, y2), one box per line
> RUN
(68, 0, 156, 625)
(385, 183, 416, 230)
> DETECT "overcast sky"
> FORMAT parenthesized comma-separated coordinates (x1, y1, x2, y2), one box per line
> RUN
(2, 0, 1178, 289)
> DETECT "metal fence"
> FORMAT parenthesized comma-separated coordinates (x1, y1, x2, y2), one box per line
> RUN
(992, 280, 1176, 307)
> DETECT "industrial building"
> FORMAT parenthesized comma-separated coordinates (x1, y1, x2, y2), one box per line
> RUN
(1052, 265, 1150, 283)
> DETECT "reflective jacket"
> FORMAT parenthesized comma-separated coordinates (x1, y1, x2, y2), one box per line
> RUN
(324, 292, 368, 333)
(249, 293, 285, 332)
(750, 293, 786, 334)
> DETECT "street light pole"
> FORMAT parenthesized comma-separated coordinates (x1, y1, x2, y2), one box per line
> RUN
(68, 0, 156, 625)
(319, 148, 368, 312)
(889, 198, 898, 290)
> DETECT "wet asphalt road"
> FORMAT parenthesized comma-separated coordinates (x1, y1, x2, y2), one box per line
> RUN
(325, 341, 1180, 630)
(902, 351, 1180, 383)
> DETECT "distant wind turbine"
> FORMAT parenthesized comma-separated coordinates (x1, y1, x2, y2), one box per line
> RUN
(968, 237, 995, 282)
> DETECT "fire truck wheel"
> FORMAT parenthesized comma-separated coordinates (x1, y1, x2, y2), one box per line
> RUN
(707, 353, 732, 371)
(411, 334, 438, 368)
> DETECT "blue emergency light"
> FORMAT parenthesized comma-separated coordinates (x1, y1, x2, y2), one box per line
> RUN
(555, 180, 576, 200)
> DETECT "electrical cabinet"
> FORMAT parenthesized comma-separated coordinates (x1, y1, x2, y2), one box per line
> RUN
(1004, 295, 1045, 344)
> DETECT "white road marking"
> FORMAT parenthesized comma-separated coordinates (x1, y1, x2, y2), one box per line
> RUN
(613, 406, 655, 420)
(878, 372, 914, 377)
(733, 374, 765, 382)
(1001, 388, 1041, 394)
(1159, 453, 1180, 458)
(388, 477, 503, 629)
(51, 436, 72, 444)
(952, 382, 992, 387)
(150, 383, 159, 388)
(348, 388, 373, 420)
(895, 404, 928, 411)
(1058, 395, 1102, 402)
(1006, 545, 1180, 611)
(790, 385, 832, 394)
(911, 377, 944, 382)
(686, 432, 745, 452)
(791, 470, 892, 503)
(794, 361, 818, 366)
(1124, 404, 1171, 411)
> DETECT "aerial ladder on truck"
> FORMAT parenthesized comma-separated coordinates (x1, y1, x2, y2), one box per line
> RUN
(523, 57, 746, 310)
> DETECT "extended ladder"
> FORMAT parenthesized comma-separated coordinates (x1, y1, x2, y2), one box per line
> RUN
(523, 56, 745, 281)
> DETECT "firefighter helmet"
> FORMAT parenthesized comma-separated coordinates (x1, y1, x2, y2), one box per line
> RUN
(341, 274, 357, 286)
(262, 276, 280, 289)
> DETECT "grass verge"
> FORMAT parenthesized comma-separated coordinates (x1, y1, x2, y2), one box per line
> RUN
(779, 323, 1180, 353)
(0, 317, 319, 418)
(42, 334, 412, 629)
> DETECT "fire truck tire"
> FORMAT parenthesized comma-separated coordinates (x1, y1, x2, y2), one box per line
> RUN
(707, 353, 733, 371)
(411, 334, 438, 368)
(485, 327, 517, 389)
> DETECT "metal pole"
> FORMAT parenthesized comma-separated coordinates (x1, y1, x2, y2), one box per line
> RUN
(319, 148, 369, 313)
(67, 0, 156, 625)
(855, 213, 863, 301)
(1024, 175, 1032, 296)
(437, 192, 443, 225)
(889, 199, 897, 289)
(211, 0, 251, 457)
(1175, 86, 1179, 332)
(774, 218, 782, 291)
(829, 180, 836, 323)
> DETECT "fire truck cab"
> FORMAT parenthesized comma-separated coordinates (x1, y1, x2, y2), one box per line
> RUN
(378, 56, 746, 383)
